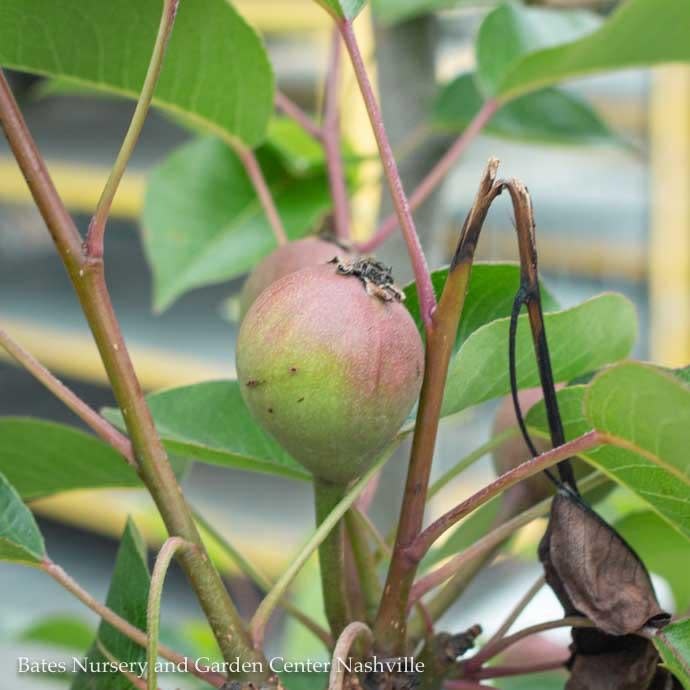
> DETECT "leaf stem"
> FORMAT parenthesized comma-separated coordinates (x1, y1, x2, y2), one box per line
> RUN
(359, 99, 499, 253)
(0, 70, 265, 675)
(323, 28, 351, 241)
(329, 622, 373, 690)
(85, 0, 179, 258)
(250, 451, 391, 649)
(41, 558, 225, 688)
(487, 575, 546, 647)
(147, 538, 196, 690)
(345, 509, 382, 621)
(338, 19, 435, 329)
(0, 327, 134, 464)
(193, 508, 333, 648)
(235, 143, 288, 245)
(409, 430, 603, 561)
(465, 617, 594, 671)
(275, 90, 322, 141)
(97, 640, 155, 690)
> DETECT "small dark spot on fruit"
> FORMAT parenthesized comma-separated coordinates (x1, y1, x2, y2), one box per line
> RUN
(267, 407, 273, 414)
(289, 366, 298, 373)
(297, 397, 305, 403)
(246, 379, 263, 388)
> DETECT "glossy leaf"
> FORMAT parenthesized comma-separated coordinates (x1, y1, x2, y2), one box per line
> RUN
(528, 371, 690, 541)
(314, 0, 367, 21)
(616, 511, 690, 612)
(495, 672, 566, 690)
(0, 0, 273, 147)
(477, 3, 600, 98)
(104, 381, 310, 481)
(482, 0, 690, 103)
(143, 137, 331, 311)
(442, 293, 637, 417)
(654, 620, 690, 690)
(20, 615, 95, 652)
(404, 263, 558, 350)
(434, 73, 617, 146)
(585, 363, 690, 538)
(0, 418, 140, 500)
(72, 519, 149, 690)
(0, 472, 45, 565)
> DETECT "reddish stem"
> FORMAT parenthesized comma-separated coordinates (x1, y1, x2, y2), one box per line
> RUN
(408, 430, 604, 562)
(338, 19, 435, 329)
(323, 28, 351, 241)
(236, 144, 288, 246)
(359, 99, 499, 253)
(275, 90, 322, 141)
(444, 681, 492, 690)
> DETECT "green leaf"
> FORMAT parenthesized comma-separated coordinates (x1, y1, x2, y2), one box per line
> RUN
(104, 381, 310, 481)
(405, 263, 559, 351)
(485, 0, 690, 103)
(477, 3, 600, 98)
(434, 73, 617, 147)
(0, 0, 273, 147)
(72, 519, 149, 690)
(143, 137, 332, 311)
(314, 0, 367, 21)
(585, 363, 690, 539)
(615, 511, 690, 612)
(20, 615, 94, 652)
(442, 293, 637, 417)
(654, 619, 690, 690)
(371, 0, 493, 25)
(0, 418, 140, 500)
(528, 369, 690, 541)
(267, 118, 326, 175)
(0, 472, 45, 565)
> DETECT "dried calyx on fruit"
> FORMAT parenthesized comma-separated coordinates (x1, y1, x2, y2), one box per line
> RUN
(239, 236, 352, 318)
(236, 257, 424, 485)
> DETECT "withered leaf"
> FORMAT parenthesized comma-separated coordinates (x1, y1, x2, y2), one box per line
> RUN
(543, 490, 669, 636)
(566, 635, 659, 690)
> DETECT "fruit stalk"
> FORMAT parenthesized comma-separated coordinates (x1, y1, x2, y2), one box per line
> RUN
(0, 71, 267, 676)
(338, 18, 436, 329)
(315, 479, 351, 637)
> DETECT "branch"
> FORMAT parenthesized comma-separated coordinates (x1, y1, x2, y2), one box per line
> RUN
(329, 622, 373, 690)
(147, 538, 196, 690)
(323, 28, 350, 241)
(86, 0, 179, 257)
(0, 70, 264, 673)
(338, 19, 435, 329)
(97, 641, 157, 690)
(359, 99, 499, 253)
(275, 90, 322, 141)
(235, 143, 288, 246)
(41, 558, 225, 688)
(374, 161, 503, 653)
(0, 327, 134, 464)
(409, 430, 604, 561)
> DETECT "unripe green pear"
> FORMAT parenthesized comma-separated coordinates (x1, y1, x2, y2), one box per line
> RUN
(239, 237, 350, 318)
(236, 258, 424, 485)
